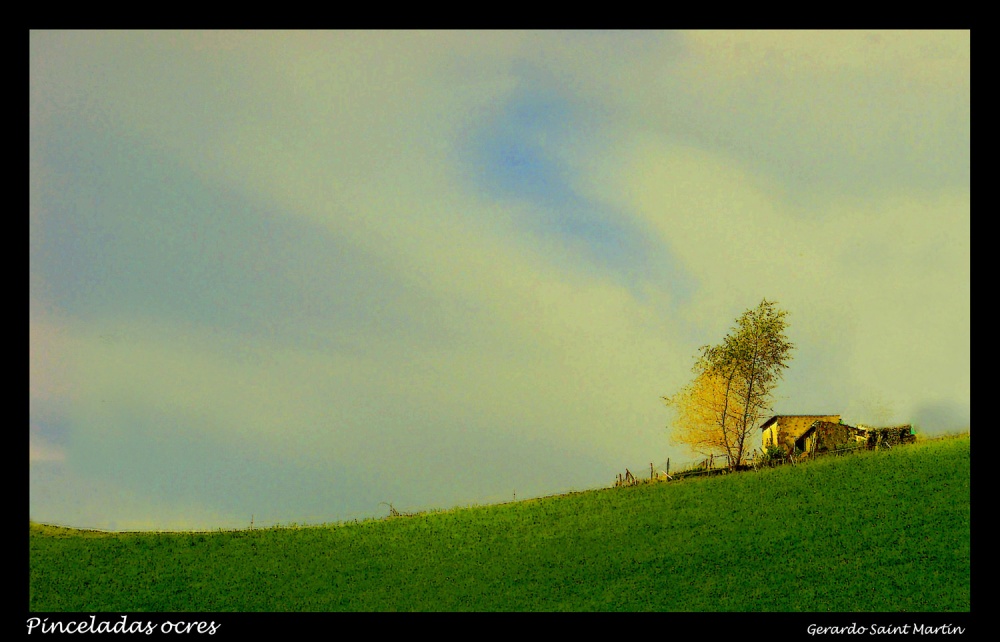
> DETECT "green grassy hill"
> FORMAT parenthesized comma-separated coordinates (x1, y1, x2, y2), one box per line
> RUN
(29, 434, 969, 612)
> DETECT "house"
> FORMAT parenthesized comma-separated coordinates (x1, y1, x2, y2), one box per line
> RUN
(761, 415, 916, 457)
(759, 415, 842, 454)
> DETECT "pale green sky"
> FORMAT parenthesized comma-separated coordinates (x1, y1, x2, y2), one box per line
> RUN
(30, 30, 970, 530)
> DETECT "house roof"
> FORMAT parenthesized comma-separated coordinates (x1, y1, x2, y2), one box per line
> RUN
(759, 415, 841, 441)
(799, 420, 859, 439)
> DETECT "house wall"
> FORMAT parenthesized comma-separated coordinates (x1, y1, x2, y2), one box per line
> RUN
(764, 415, 841, 453)
(801, 431, 817, 453)
(762, 424, 780, 450)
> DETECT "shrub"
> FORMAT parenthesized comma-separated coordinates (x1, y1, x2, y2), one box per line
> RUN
(763, 444, 787, 462)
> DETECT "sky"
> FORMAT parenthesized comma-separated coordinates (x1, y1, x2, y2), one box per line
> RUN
(30, 30, 970, 531)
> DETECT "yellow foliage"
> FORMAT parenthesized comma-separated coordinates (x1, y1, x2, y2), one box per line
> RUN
(664, 368, 748, 459)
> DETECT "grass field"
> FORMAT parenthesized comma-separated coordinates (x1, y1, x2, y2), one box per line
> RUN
(29, 433, 970, 612)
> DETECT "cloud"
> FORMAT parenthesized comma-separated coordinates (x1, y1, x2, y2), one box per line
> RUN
(30, 31, 969, 529)
(30, 462, 238, 531)
(29, 431, 66, 463)
(911, 400, 971, 436)
(588, 134, 968, 427)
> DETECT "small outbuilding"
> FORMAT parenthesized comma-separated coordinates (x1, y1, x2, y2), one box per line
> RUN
(760, 415, 842, 454)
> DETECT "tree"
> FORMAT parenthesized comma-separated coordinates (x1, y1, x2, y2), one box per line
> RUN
(663, 299, 794, 468)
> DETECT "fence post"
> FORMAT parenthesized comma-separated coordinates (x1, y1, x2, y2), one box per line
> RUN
(651, 462, 654, 480)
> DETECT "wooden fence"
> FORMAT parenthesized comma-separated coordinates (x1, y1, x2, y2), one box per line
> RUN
(615, 438, 906, 487)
